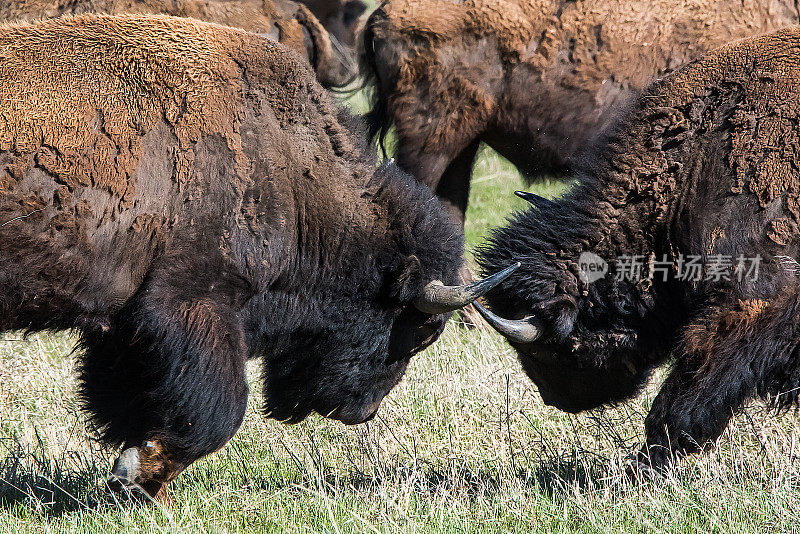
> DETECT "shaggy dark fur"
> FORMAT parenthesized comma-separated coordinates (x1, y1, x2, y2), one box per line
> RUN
(360, 0, 800, 227)
(479, 26, 800, 471)
(0, 14, 463, 495)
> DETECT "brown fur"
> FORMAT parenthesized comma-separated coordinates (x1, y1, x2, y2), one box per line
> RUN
(133, 439, 186, 497)
(684, 300, 770, 358)
(588, 26, 800, 255)
(0, 0, 353, 86)
(0, 11, 394, 357)
(0, 14, 466, 494)
(362, 0, 800, 226)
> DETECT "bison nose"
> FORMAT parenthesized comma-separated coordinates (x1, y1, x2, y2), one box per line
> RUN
(332, 399, 382, 425)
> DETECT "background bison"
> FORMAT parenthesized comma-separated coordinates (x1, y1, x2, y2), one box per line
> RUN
(478, 24, 800, 471)
(300, 0, 367, 46)
(361, 0, 800, 227)
(0, 13, 513, 497)
(0, 0, 356, 87)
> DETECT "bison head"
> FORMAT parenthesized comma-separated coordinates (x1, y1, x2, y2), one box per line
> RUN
(261, 263, 519, 425)
(300, 0, 367, 47)
(259, 163, 518, 425)
(294, 0, 367, 87)
(476, 191, 664, 413)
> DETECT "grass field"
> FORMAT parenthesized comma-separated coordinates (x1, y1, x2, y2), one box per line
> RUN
(1, 101, 800, 533)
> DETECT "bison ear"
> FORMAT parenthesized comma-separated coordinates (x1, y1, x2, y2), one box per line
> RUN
(542, 295, 578, 339)
(390, 255, 423, 303)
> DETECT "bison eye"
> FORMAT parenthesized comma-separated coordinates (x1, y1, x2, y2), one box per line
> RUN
(539, 295, 577, 338)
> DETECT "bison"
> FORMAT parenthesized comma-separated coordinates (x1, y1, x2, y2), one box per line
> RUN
(477, 24, 800, 472)
(0, 0, 355, 87)
(299, 0, 367, 47)
(360, 0, 800, 228)
(0, 14, 514, 497)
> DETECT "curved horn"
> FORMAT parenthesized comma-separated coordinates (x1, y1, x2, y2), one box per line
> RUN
(515, 190, 556, 210)
(474, 302, 543, 344)
(414, 262, 520, 315)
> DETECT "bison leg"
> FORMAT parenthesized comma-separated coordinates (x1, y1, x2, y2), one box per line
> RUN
(395, 149, 452, 195)
(638, 355, 748, 472)
(640, 295, 800, 471)
(432, 141, 485, 325)
(79, 267, 250, 498)
(435, 140, 480, 228)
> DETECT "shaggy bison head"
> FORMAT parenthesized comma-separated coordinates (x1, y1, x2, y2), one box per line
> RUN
(258, 165, 519, 425)
(260, 265, 517, 425)
(476, 192, 663, 413)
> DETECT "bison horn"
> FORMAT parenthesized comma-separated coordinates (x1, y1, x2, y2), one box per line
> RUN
(474, 302, 543, 344)
(515, 190, 556, 210)
(414, 262, 520, 315)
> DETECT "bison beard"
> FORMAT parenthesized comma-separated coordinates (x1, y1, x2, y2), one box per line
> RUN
(478, 26, 800, 472)
(0, 15, 515, 498)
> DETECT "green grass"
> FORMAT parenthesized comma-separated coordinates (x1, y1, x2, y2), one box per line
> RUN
(464, 149, 565, 254)
(2, 324, 800, 532)
(0, 99, 798, 533)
